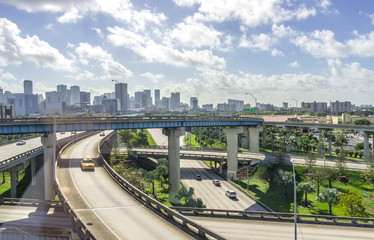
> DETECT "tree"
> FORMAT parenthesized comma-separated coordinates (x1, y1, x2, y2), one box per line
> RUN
(335, 149, 347, 172)
(353, 119, 371, 126)
(318, 188, 339, 215)
(310, 168, 327, 196)
(334, 134, 348, 151)
(316, 141, 326, 159)
(305, 153, 316, 171)
(275, 170, 293, 197)
(144, 170, 157, 196)
(155, 165, 168, 189)
(276, 150, 287, 169)
(338, 190, 366, 217)
(322, 130, 335, 156)
(176, 186, 206, 208)
(323, 167, 339, 188)
(297, 182, 316, 206)
(258, 158, 273, 181)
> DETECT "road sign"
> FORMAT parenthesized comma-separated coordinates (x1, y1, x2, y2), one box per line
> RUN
(236, 170, 252, 179)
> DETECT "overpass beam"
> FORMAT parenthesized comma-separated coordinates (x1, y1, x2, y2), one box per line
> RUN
(223, 127, 243, 180)
(41, 133, 56, 200)
(9, 164, 24, 198)
(363, 131, 370, 162)
(248, 126, 262, 153)
(31, 157, 36, 186)
(162, 127, 185, 204)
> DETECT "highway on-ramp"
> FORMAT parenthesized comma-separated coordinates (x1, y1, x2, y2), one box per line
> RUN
(147, 128, 265, 211)
(56, 131, 193, 240)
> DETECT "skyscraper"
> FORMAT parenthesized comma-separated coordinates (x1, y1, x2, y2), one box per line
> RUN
(23, 80, 32, 94)
(57, 84, 67, 103)
(170, 92, 180, 110)
(190, 97, 198, 110)
(154, 89, 160, 107)
(69, 85, 80, 106)
(115, 82, 128, 112)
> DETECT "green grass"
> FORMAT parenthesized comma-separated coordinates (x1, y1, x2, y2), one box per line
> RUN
(0, 166, 29, 198)
(235, 165, 374, 217)
(143, 180, 172, 207)
(145, 130, 157, 146)
(184, 133, 200, 147)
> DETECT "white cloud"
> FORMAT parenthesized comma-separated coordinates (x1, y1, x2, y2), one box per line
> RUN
(271, 48, 284, 57)
(173, 0, 200, 7)
(288, 61, 300, 68)
(239, 33, 278, 52)
(107, 26, 226, 70)
(0, 18, 74, 71)
(291, 30, 374, 58)
(74, 42, 132, 78)
(141, 72, 164, 80)
(189, 0, 316, 27)
(91, 27, 103, 38)
(0, 0, 166, 31)
(45, 23, 54, 30)
(272, 24, 296, 38)
(169, 18, 231, 50)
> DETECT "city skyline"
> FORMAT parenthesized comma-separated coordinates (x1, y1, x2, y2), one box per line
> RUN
(0, 1, 373, 106)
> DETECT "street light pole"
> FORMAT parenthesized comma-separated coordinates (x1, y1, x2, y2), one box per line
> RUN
(245, 92, 258, 118)
(291, 159, 297, 240)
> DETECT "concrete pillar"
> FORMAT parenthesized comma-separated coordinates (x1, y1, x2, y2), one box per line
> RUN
(363, 131, 370, 162)
(242, 129, 250, 149)
(223, 127, 243, 180)
(285, 128, 291, 153)
(9, 165, 24, 198)
(31, 157, 36, 186)
(249, 126, 262, 153)
(41, 133, 56, 200)
(317, 129, 323, 143)
(262, 131, 267, 148)
(162, 128, 185, 204)
(328, 138, 332, 156)
(219, 161, 223, 174)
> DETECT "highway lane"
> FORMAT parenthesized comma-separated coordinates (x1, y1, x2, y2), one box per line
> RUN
(181, 159, 265, 211)
(188, 216, 374, 240)
(147, 128, 265, 211)
(0, 132, 73, 161)
(56, 131, 193, 240)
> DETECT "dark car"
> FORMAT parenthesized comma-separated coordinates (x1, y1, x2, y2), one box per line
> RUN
(195, 174, 201, 181)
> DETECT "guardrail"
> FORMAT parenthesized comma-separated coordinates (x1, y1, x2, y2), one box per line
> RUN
(0, 132, 96, 172)
(171, 207, 374, 227)
(0, 197, 61, 207)
(99, 133, 227, 240)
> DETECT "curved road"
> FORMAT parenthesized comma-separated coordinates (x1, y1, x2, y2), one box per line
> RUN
(56, 131, 193, 240)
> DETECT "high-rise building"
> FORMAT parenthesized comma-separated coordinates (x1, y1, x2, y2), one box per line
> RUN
(228, 99, 244, 111)
(14, 93, 38, 116)
(23, 80, 33, 94)
(330, 101, 351, 114)
(69, 85, 80, 106)
(190, 97, 198, 110)
(143, 89, 152, 107)
(40, 91, 62, 115)
(202, 104, 213, 111)
(115, 83, 128, 112)
(57, 84, 67, 103)
(301, 101, 327, 112)
(170, 92, 180, 110)
(217, 103, 236, 112)
(282, 102, 288, 110)
(161, 97, 169, 110)
(80, 91, 91, 106)
(134, 91, 143, 108)
(154, 89, 160, 106)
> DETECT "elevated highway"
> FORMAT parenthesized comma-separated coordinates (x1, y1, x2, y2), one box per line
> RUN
(56, 131, 196, 239)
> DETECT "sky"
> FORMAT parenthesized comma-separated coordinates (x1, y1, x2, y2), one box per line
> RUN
(0, 0, 373, 107)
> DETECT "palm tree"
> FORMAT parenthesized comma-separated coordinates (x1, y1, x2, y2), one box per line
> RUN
(292, 129, 302, 151)
(275, 170, 293, 197)
(318, 188, 340, 215)
(297, 182, 316, 206)
(322, 130, 335, 156)
(266, 126, 279, 153)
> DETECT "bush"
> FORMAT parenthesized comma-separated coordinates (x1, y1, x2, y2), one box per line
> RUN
(335, 149, 340, 155)
(358, 152, 363, 158)
(353, 151, 359, 158)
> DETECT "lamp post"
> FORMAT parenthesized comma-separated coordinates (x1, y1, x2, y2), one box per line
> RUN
(245, 92, 258, 117)
(291, 159, 297, 240)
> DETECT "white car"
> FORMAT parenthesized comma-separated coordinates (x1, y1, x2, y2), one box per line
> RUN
(99, 132, 105, 136)
(225, 190, 237, 198)
(16, 140, 26, 145)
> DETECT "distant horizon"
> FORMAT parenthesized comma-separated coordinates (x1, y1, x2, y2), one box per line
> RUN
(0, 1, 373, 107)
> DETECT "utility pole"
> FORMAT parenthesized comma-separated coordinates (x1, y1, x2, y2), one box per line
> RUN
(245, 92, 258, 117)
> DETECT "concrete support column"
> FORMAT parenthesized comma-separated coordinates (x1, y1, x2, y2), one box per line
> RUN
(249, 126, 262, 153)
(223, 127, 243, 180)
(328, 138, 332, 156)
(317, 129, 323, 143)
(363, 131, 370, 162)
(9, 165, 23, 198)
(31, 157, 36, 186)
(285, 128, 291, 153)
(262, 131, 267, 148)
(219, 162, 223, 174)
(242, 130, 249, 149)
(162, 127, 185, 204)
(41, 133, 56, 200)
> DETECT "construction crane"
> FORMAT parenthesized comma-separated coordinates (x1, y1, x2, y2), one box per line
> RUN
(245, 92, 258, 117)
(112, 79, 120, 84)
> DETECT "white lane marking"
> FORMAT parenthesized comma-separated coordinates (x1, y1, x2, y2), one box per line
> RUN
(74, 205, 144, 211)
(68, 143, 121, 240)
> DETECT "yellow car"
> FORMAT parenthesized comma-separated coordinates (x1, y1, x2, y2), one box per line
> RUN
(80, 158, 95, 171)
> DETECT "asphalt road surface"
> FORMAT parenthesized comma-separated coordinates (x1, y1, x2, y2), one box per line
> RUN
(56, 131, 193, 240)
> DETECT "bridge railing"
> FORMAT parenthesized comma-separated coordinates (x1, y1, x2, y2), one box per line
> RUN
(99, 133, 227, 240)
(171, 207, 374, 227)
(0, 115, 263, 125)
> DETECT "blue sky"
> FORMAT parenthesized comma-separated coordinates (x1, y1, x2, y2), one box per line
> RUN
(0, 0, 373, 107)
